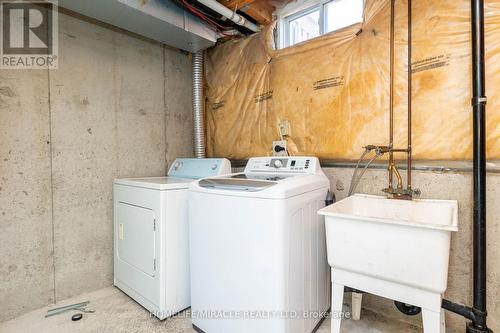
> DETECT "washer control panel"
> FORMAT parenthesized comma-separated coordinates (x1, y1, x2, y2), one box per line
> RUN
(245, 157, 318, 173)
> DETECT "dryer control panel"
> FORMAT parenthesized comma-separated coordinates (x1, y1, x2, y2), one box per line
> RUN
(244, 157, 320, 174)
(168, 158, 231, 179)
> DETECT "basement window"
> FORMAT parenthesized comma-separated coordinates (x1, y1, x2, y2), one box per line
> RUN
(279, 0, 364, 49)
(287, 7, 321, 46)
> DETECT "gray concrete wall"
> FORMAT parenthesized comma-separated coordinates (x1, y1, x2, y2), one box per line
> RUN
(0, 64, 54, 321)
(0, 12, 193, 321)
(323, 167, 500, 333)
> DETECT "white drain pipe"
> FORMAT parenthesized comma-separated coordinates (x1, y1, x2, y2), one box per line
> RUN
(196, 0, 260, 32)
(192, 51, 206, 158)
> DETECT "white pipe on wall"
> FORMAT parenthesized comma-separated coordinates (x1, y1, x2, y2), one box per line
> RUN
(196, 0, 260, 32)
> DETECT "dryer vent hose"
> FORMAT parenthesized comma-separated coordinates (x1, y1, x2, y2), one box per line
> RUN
(192, 51, 206, 158)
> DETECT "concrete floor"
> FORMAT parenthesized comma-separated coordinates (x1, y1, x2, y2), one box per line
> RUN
(0, 287, 420, 333)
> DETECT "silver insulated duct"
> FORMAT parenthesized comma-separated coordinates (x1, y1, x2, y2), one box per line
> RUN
(192, 51, 206, 158)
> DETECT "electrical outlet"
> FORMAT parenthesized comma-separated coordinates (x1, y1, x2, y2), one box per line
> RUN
(279, 120, 291, 137)
(273, 140, 288, 156)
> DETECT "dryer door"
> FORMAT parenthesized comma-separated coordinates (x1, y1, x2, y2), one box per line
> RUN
(116, 202, 156, 276)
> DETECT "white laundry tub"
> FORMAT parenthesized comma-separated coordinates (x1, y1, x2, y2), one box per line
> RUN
(318, 194, 458, 333)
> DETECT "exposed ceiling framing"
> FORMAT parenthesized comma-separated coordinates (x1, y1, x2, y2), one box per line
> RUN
(216, 0, 287, 26)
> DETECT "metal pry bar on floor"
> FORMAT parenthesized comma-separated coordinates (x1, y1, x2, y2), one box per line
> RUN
(45, 301, 90, 318)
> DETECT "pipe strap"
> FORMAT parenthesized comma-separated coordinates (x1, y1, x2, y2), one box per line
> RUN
(472, 96, 488, 106)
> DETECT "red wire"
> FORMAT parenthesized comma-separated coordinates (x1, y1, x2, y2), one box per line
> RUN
(180, 0, 235, 37)
(188, 5, 228, 32)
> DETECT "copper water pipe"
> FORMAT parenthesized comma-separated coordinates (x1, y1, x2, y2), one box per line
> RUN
(364, 0, 415, 199)
(382, 0, 414, 199)
(407, 0, 412, 191)
(388, 0, 396, 190)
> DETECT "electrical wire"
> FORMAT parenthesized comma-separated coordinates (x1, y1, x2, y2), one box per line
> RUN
(182, 1, 226, 32)
(179, 0, 236, 37)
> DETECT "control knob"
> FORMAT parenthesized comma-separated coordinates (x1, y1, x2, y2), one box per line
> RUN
(173, 161, 182, 170)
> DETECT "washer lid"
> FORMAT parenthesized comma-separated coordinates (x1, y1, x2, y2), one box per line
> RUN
(114, 176, 193, 190)
(191, 173, 329, 199)
(198, 178, 277, 192)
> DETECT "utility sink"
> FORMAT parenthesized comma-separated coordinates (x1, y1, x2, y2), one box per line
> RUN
(318, 194, 458, 333)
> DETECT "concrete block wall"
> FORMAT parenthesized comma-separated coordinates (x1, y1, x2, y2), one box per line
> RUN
(0, 12, 193, 321)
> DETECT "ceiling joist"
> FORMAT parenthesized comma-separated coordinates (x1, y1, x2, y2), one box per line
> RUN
(216, 0, 285, 26)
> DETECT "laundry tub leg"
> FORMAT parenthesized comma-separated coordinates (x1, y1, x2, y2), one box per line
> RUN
(422, 309, 445, 333)
(440, 310, 446, 333)
(331, 283, 344, 333)
(351, 292, 362, 320)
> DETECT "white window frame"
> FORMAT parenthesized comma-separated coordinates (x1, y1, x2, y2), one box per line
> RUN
(277, 0, 364, 49)
(283, 5, 323, 48)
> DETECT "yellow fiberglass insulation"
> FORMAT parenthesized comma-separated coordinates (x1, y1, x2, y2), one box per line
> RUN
(205, 0, 500, 160)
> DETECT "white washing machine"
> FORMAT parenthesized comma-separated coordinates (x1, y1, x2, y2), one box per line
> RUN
(113, 158, 231, 319)
(189, 156, 330, 333)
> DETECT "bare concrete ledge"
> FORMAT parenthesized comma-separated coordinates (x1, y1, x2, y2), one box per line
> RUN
(229, 159, 500, 173)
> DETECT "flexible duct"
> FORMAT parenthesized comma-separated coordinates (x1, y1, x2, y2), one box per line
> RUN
(192, 51, 206, 158)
